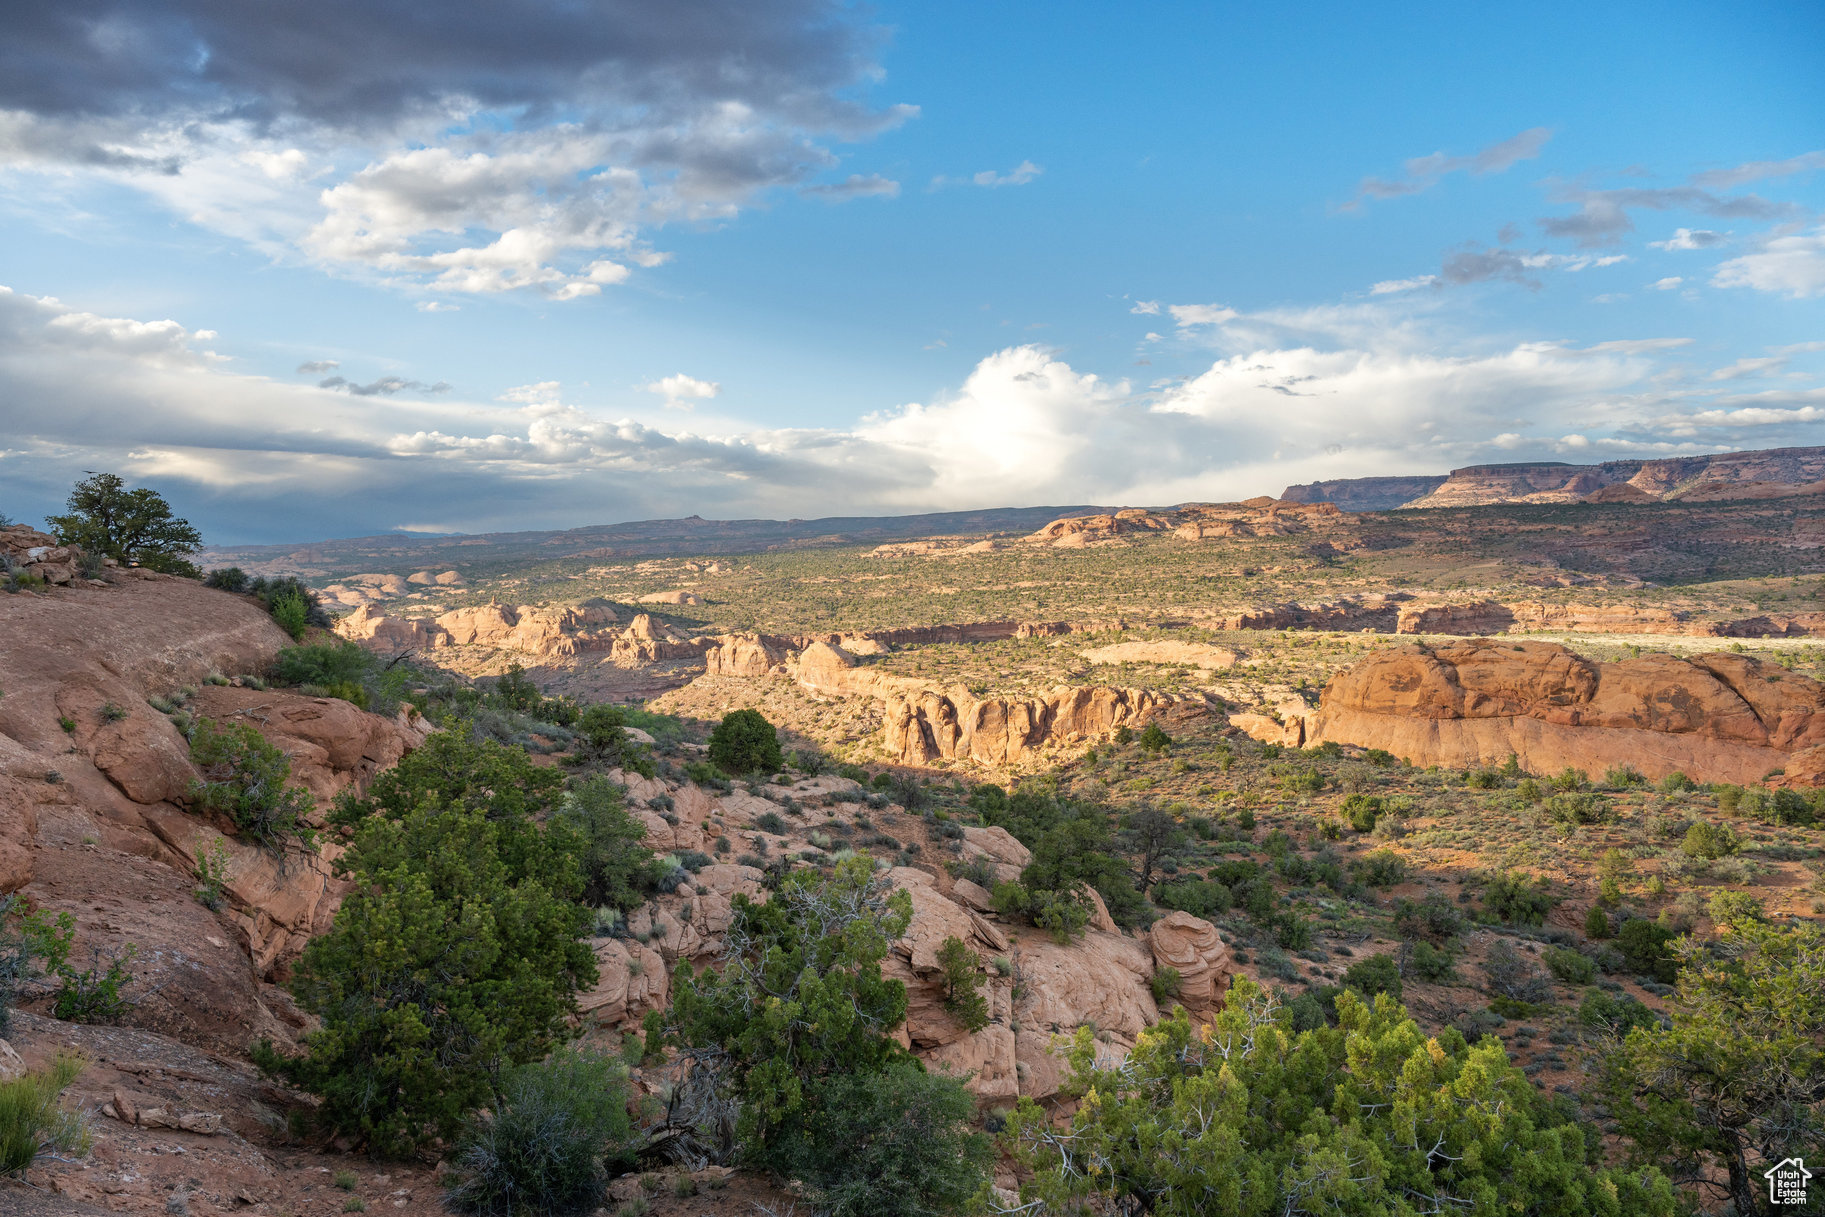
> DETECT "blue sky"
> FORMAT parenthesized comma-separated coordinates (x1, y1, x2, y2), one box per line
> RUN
(2, 0, 1822, 543)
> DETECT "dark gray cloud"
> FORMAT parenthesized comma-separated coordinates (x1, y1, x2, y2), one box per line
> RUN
(319, 375, 450, 397)
(1346, 127, 1550, 208)
(1538, 183, 1796, 246)
(296, 359, 339, 374)
(1439, 245, 1540, 289)
(0, 1, 891, 134)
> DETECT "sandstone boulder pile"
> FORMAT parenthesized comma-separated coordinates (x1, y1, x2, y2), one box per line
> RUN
(1, 524, 89, 586)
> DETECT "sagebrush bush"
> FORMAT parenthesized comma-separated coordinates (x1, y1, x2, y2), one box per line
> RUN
(443, 1049, 637, 1217)
(1543, 945, 1597, 985)
(1483, 940, 1552, 1004)
(0, 1054, 91, 1179)
(1481, 871, 1553, 926)
(188, 718, 316, 849)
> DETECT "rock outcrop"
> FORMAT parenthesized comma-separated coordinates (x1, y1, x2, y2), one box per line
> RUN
(0, 573, 429, 1052)
(1148, 912, 1233, 1023)
(1030, 500, 1348, 547)
(1306, 638, 1825, 786)
(883, 683, 1187, 766)
(1, 525, 90, 586)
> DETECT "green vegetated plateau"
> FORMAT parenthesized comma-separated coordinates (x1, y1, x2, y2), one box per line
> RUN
(8, 477, 1825, 1216)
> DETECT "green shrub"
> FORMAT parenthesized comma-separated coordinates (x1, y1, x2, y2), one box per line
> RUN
(785, 1062, 991, 1217)
(1138, 723, 1172, 754)
(671, 859, 914, 1167)
(1341, 792, 1381, 832)
(188, 718, 317, 849)
(1577, 988, 1660, 1037)
(0, 895, 35, 1037)
(1341, 952, 1402, 1001)
(1273, 912, 1314, 951)
(1603, 765, 1646, 789)
(1153, 878, 1230, 918)
(192, 835, 231, 911)
(1550, 766, 1589, 792)
(19, 909, 140, 1024)
(1584, 905, 1612, 940)
(574, 704, 654, 777)
(1408, 939, 1457, 983)
(271, 641, 406, 714)
(1393, 893, 1465, 943)
(936, 936, 989, 1032)
(1615, 918, 1679, 984)
(337, 729, 566, 828)
(994, 881, 1091, 943)
(1515, 778, 1542, 803)
(1349, 849, 1407, 888)
(1680, 820, 1739, 860)
(1656, 771, 1695, 793)
(1543, 945, 1597, 985)
(271, 589, 309, 639)
(1149, 965, 1182, 1006)
(1006, 981, 1672, 1215)
(253, 789, 595, 1156)
(0, 1054, 91, 1179)
(1546, 791, 1608, 825)
(554, 778, 661, 911)
(707, 709, 783, 775)
(1481, 871, 1553, 926)
(443, 1048, 637, 1217)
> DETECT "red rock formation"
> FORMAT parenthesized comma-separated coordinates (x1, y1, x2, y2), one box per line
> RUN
(1307, 638, 1825, 786)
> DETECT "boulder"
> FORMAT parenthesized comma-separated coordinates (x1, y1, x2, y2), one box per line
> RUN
(1148, 912, 1231, 1021)
(578, 938, 670, 1029)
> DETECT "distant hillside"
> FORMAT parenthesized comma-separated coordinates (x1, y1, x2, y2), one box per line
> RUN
(199, 505, 1113, 577)
(1280, 475, 1446, 511)
(1285, 445, 1825, 511)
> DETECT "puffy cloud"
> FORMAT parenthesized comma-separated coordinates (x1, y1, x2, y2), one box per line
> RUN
(0, 2, 915, 299)
(296, 359, 339, 374)
(1649, 227, 1727, 250)
(1167, 303, 1239, 328)
(1370, 275, 1436, 295)
(1712, 225, 1825, 299)
(5, 285, 1819, 543)
(1345, 126, 1550, 208)
(1650, 276, 1684, 291)
(646, 374, 721, 409)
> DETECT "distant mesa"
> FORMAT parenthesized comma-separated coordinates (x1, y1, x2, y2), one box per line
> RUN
(1284, 445, 1825, 511)
(1278, 475, 1446, 512)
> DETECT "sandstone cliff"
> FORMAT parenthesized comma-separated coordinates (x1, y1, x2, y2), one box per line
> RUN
(0, 573, 429, 1056)
(1303, 638, 1825, 786)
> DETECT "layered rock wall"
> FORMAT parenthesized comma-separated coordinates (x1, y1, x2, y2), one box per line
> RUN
(1306, 638, 1825, 786)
